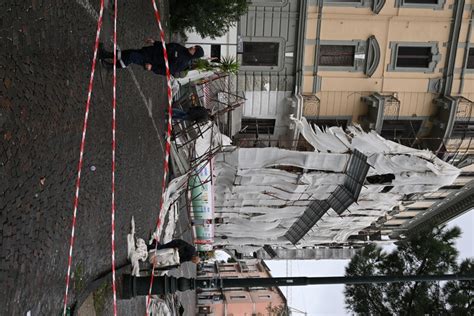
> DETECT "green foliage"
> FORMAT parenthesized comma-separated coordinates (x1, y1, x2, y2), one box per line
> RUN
(73, 263, 85, 293)
(194, 59, 214, 72)
(266, 302, 288, 316)
(443, 259, 474, 312)
(193, 56, 240, 75)
(170, 0, 249, 39)
(93, 281, 111, 315)
(218, 56, 240, 74)
(344, 225, 473, 315)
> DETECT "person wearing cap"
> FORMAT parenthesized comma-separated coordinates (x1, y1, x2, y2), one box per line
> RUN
(99, 39, 204, 76)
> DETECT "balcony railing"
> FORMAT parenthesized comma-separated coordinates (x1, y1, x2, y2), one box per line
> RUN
(361, 93, 401, 132)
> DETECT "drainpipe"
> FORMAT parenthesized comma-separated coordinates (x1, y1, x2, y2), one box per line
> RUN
(292, 0, 323, 146)
(459, 8, 473, 94)
(312, 0, 323, 94)
(442, 0, 465, 96)
(292, 87, 304, 147)
(292, 0, 308, 147)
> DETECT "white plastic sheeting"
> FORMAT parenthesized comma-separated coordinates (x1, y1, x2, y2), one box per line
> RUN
(212, 117, 461, 253)
(195, 122, 232, 158)
(150, 174, 188, 243)
(127, 175, 188, 276)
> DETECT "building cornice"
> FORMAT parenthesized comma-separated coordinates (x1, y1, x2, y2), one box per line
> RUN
(391, 180, 474, 238)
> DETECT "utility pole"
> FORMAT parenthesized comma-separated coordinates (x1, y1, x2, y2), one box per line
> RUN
(288, 306, 307, 315)
(119, 273, 474, 299)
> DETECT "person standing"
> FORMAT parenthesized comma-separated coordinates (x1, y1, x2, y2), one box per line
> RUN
(99, 39, 204, 76)
(171, 106, 213, 123)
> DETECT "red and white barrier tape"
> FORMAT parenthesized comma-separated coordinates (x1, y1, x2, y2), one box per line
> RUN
(146, 0, 174, 313)
(110, 0, 118, 314)
(62, 0, 104, 314)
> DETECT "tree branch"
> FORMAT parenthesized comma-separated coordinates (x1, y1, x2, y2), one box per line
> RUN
(360, 284, 385, 315)
(405, 256, 429, 311)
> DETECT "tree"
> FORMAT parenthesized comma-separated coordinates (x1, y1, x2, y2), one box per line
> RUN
(344, 225, 473, 315)
(266, 303, 288, 316)
(170, 0, 248, 39)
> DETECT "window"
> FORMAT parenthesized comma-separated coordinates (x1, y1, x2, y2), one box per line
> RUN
(443, 184, 463, 190)
(324, 0, 384, 13)
(451, 121, 474, 138)
(242, 42, 279, 66)
(307, 118, 349, 129)
(319, 45, 355, 67)
(380, 119, 422, 146)
(405, 0, 437, 3)
(388, 42, 440, 72)
(396, 47, 432, 68)
(316, 40, 369, 72)
(395, 0, 445, 9)
(250, 0, 286, 5)
(325, 0, 362, 3)
(323, 0, 368, 7)
(211, 44, 221, 61)
(467, 48, 474, 69)
(258, 294, 272, 299)
(240, 118, 275, 135)
(230, 295, 247, 300)
(219, 263, 237, 272)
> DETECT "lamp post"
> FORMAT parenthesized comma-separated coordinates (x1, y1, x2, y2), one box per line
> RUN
(119, 273, 474, 299)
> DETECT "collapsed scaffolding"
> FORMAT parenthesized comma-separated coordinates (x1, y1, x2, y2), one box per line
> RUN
(169, 73, 245, 253)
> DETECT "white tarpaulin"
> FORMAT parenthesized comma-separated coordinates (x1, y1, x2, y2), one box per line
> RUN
(212, 117, 461, 253)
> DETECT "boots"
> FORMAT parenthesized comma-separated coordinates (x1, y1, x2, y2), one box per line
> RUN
(100, 59, 114, 71)
(98, 43, 114, 60)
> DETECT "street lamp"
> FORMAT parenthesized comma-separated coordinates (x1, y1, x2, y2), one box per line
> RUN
(119, 273, 474, 299)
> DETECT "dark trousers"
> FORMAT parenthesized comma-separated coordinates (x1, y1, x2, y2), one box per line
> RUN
(101, 49, 145, 68)
(171, 108, 190, 121)
(120, 49, 145, 67)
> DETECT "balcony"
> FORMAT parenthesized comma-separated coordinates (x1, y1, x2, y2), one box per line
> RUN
(361, 93, 401, 133)
(426, 96, 473, 158)
(362, 94, 473, 165)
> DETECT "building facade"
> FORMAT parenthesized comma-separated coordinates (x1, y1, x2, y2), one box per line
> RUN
(186, 0, 304, 144)
(195, 259, 288, 316)
(186, 0, 474, 259)
(300, 0, 473, 164)
(208, 0, 474, 162)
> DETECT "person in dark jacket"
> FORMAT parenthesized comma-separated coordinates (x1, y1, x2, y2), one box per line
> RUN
(148, 239, 200, 264)
(171, 106, 213, 123)
(99, 39, 204, 76)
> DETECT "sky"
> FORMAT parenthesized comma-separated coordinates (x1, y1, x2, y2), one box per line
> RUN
(266, 209, 474, 315)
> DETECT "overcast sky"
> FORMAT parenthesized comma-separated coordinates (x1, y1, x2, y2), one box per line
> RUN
(267, 209, 474, 315)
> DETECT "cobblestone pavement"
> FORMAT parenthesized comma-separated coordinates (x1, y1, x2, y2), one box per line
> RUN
(0, 0, 196, 314)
